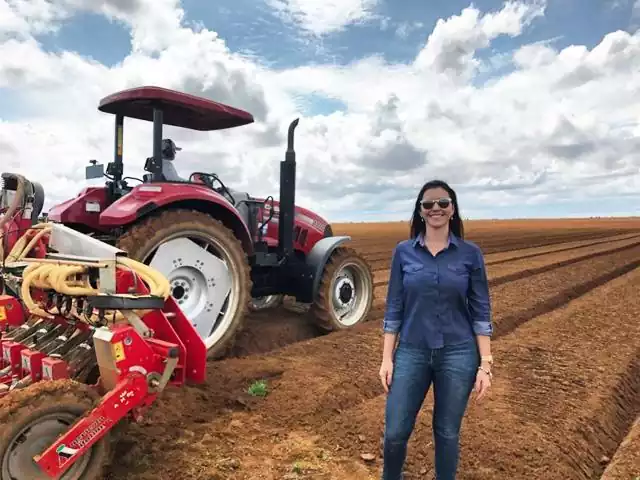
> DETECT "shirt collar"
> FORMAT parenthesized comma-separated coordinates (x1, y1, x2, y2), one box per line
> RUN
(413, 231, 460, 249)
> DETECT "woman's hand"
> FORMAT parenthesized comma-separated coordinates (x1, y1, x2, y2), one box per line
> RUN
(474, 366, 492, 402)
(379, 358, 394, 393)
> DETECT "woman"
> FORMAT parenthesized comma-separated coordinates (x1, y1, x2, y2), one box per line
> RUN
(379, 179, 493, 480)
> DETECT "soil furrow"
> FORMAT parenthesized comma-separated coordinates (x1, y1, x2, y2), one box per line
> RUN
(486, 232, 640, 266)
(353, 227, 640, 256)
(363, 229, 640, 267)
(106, 245, 640, 479)
(308, 267, 640, 480)
(372, 243, 640, 313)
(492, 258, 640, 337)
(488, 240, 640, 287)
(371, 234, 640, 287)
(600, 415, 640, 479)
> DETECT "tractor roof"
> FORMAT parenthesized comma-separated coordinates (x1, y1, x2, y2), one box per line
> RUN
(98, 86, 255, 131)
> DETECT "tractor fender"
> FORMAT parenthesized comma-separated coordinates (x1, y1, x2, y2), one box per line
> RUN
(99, 184, 254, 253)
(306, 235, 351, 298)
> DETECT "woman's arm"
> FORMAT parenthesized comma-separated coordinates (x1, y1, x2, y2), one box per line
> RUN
(468, 246, 493, 368)
(379, 246, 404, 392)
(468, 246, 493, 400)
(382, 246, 404, 360)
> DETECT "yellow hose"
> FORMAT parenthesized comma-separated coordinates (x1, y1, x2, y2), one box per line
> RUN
(6, 225, 52, 263)
(6, 222, 172, 325)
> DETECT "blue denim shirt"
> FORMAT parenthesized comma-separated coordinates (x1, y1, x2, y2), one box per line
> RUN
(383, 232, 493, 349)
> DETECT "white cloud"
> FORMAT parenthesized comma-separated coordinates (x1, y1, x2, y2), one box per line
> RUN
(266, 0, 379, 36)
(1, 0, 640, 222)
(414, 0, 546, 79)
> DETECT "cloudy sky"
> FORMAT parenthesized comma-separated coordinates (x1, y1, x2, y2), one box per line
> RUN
(1, 0, 639, 222)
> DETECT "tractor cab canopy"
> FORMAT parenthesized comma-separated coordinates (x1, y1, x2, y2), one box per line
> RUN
(88, 86, 255, 185)
(98, 86, 255, 130)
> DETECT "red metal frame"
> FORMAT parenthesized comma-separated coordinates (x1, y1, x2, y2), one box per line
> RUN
(45, 187, 109, 232)
(98, 86, 255, 131)
(0, 295, 26, 330)
(114, 268, 207, 384)
(0, 266, 207, 478)
(34, 355, 149, 478)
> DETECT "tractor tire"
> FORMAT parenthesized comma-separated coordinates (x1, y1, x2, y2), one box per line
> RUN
(0, 380, 112, 480)
(309, 247, 374, 332)
(117, 209, 252, 360)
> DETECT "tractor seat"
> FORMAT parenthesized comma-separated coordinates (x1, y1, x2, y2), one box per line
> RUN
(161, 159, 188, 182)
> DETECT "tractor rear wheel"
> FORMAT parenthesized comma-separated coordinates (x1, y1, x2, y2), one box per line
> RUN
(309, 247, 374, 331)
(0, 380, 111, 480)
(117, 209, 251, 360)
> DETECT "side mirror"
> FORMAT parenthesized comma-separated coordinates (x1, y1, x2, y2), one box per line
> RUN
(85, 160, 104, 180)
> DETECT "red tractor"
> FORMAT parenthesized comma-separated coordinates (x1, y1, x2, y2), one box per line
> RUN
(46, 86, 374, 359)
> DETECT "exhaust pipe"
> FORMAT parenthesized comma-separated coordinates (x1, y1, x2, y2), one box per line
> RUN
(277, 118, 299, 258)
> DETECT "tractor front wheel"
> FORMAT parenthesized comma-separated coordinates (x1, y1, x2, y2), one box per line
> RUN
(117, 209, 251, 360)
(309, 247, 374, 331)
(0, 380, 112, 480)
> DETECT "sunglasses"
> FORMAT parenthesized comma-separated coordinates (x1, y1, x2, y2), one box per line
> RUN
(421, 197, 452, 210)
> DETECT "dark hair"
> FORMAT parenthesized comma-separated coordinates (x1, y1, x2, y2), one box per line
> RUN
(410, 179, 464, 240)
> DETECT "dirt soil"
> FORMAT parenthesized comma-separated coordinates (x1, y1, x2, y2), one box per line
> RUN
(600, 415, 640, 479)
(98, 218, 640, 480)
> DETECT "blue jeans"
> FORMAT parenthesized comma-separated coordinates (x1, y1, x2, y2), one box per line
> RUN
(382, 339, 479, 480)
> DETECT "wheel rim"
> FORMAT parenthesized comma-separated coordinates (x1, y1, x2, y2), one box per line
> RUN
(140, 230, 242, 351)
(331, 261, 372, 327)
(250, 295, 281, 310)
(2, 411, 91, 480)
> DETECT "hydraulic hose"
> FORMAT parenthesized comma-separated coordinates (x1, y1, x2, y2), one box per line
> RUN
(8, 225, 172, 322)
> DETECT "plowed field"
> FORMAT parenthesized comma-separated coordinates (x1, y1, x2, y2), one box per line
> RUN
(103, 218, 640, 480)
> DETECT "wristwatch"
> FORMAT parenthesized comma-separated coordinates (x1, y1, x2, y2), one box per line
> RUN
(481, 355, 493, 367)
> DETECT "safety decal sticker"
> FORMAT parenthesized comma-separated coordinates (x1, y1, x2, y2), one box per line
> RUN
(56, 444, 78, 467)
(112, 341, 126, 362)
(69, 416, 113, 450)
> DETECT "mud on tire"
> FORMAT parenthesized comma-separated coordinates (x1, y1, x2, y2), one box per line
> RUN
(116, 209, 252, 360)
(0, 380, 112, 480)
(309, 247, 374, 331)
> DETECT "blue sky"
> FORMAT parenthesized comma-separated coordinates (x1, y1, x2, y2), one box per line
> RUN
(2, 0, 640, 221)
(35, 0, 637, 70)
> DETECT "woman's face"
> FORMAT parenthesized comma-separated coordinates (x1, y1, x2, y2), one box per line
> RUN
(420, 187, 454, 229)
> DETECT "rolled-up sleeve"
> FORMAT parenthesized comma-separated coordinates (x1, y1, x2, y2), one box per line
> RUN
(468, 246, 493, 337)
(383, 245, 404, 333)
